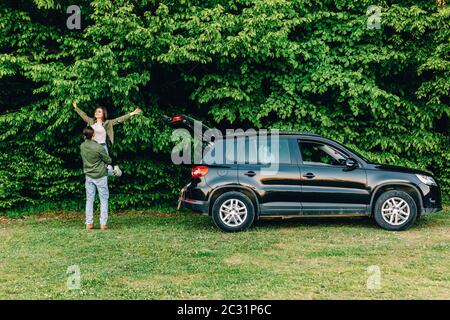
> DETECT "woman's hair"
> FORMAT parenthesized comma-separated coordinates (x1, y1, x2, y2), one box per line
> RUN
(83, 126, 94, 140)
(95, 106, 108, 121)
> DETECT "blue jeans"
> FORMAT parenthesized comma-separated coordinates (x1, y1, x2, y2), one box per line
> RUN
(100, 143, 114, 176)
(85, 176, 109, 226)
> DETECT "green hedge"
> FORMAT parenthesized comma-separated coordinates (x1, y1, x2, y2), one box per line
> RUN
(0, 0, 449, 212)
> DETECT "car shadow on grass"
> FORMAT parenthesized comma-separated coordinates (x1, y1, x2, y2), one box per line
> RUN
(253, 212, 448, 231)
(60, 209, 447, 233)
(106, 211, 214, 231)
(253, 216, 378, 230)
(133, 211, 444, 232)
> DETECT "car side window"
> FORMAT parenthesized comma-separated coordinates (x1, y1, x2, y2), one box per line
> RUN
(237, 137, 292, 164)
(299, 140, 348, 166)
(203, 140, 230, 164)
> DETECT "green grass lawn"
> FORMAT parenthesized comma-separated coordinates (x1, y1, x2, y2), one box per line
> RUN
(1, 205, 449, 299)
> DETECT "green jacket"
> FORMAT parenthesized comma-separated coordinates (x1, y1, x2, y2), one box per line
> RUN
(80, 139, 112, 179)
(74, 106, 131, 145)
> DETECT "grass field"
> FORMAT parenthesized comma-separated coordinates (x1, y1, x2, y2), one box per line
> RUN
(0, 205, 449, 299)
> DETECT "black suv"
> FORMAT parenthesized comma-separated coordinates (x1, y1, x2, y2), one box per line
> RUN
(164, 115, 442, 232)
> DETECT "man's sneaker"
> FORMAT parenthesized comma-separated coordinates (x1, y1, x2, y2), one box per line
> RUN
(113, 165, 122, 177)
(100, 225, 108, 230)
(86, 224, 94, 230)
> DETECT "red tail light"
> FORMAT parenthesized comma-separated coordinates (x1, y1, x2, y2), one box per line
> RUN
(172, 115, 184, 122)
(191, 166, 209, 179)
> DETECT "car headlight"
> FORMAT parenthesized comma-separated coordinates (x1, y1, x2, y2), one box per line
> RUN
(416, 174, 437, 186)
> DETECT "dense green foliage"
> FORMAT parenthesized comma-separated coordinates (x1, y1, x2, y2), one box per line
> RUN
(0, 0, 449, 212)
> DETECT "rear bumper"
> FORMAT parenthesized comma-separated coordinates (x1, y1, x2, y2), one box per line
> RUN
(181, 199, 209, 213)
(178, 184, 209, 214)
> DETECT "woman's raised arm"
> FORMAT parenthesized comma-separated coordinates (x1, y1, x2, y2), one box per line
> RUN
(111, 108, 142, 125)
(73, 101, 93, 124)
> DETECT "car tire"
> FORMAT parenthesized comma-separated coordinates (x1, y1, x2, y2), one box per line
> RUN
(373, 190, 418, 231)
(211, 191, 255, 232)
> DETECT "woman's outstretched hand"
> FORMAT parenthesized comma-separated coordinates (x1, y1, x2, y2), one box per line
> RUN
(131, 108, 142, 116)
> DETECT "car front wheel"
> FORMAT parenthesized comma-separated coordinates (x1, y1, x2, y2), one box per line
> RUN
(374, 190, 418, 231)
(211, 191, 255, 232)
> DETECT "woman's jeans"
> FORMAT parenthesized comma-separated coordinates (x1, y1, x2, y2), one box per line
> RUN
(85, 176, 109, 226)
(100, 143, 114, 176)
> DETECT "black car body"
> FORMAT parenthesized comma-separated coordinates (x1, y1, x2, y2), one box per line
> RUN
(165, 115, 442, 232)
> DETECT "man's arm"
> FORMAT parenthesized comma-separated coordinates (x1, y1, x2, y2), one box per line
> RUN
(73, 101, 94, 124)
(98, 147, 112, 165)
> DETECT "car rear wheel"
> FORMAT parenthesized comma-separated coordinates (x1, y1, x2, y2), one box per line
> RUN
(374, 190, 418, 231)
(211, 191, 255, 232)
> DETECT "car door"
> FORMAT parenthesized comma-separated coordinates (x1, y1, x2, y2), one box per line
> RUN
(297, 139, 369, 215)
(237, 136, 302, 215)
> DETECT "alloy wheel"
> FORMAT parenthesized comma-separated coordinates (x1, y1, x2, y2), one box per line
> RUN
(381, 197, 411, 226)
(219, 199, 248, 227)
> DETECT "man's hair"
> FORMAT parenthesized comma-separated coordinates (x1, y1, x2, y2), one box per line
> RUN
(83, 126, 94, 140)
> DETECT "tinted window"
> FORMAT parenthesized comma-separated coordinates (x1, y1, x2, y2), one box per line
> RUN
(237, 137, 291, 164)
(299, 141, 348, 166)
(202, 138, 239, 164)
(203, 136, 292, 165)
(203, 140, 227, 164)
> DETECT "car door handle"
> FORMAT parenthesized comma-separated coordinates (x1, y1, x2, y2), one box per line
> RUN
(303, 173, 315, 179)
(244, 171, 256, 177)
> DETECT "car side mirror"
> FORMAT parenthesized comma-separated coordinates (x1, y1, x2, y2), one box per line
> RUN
(345, 158, 358, 168)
